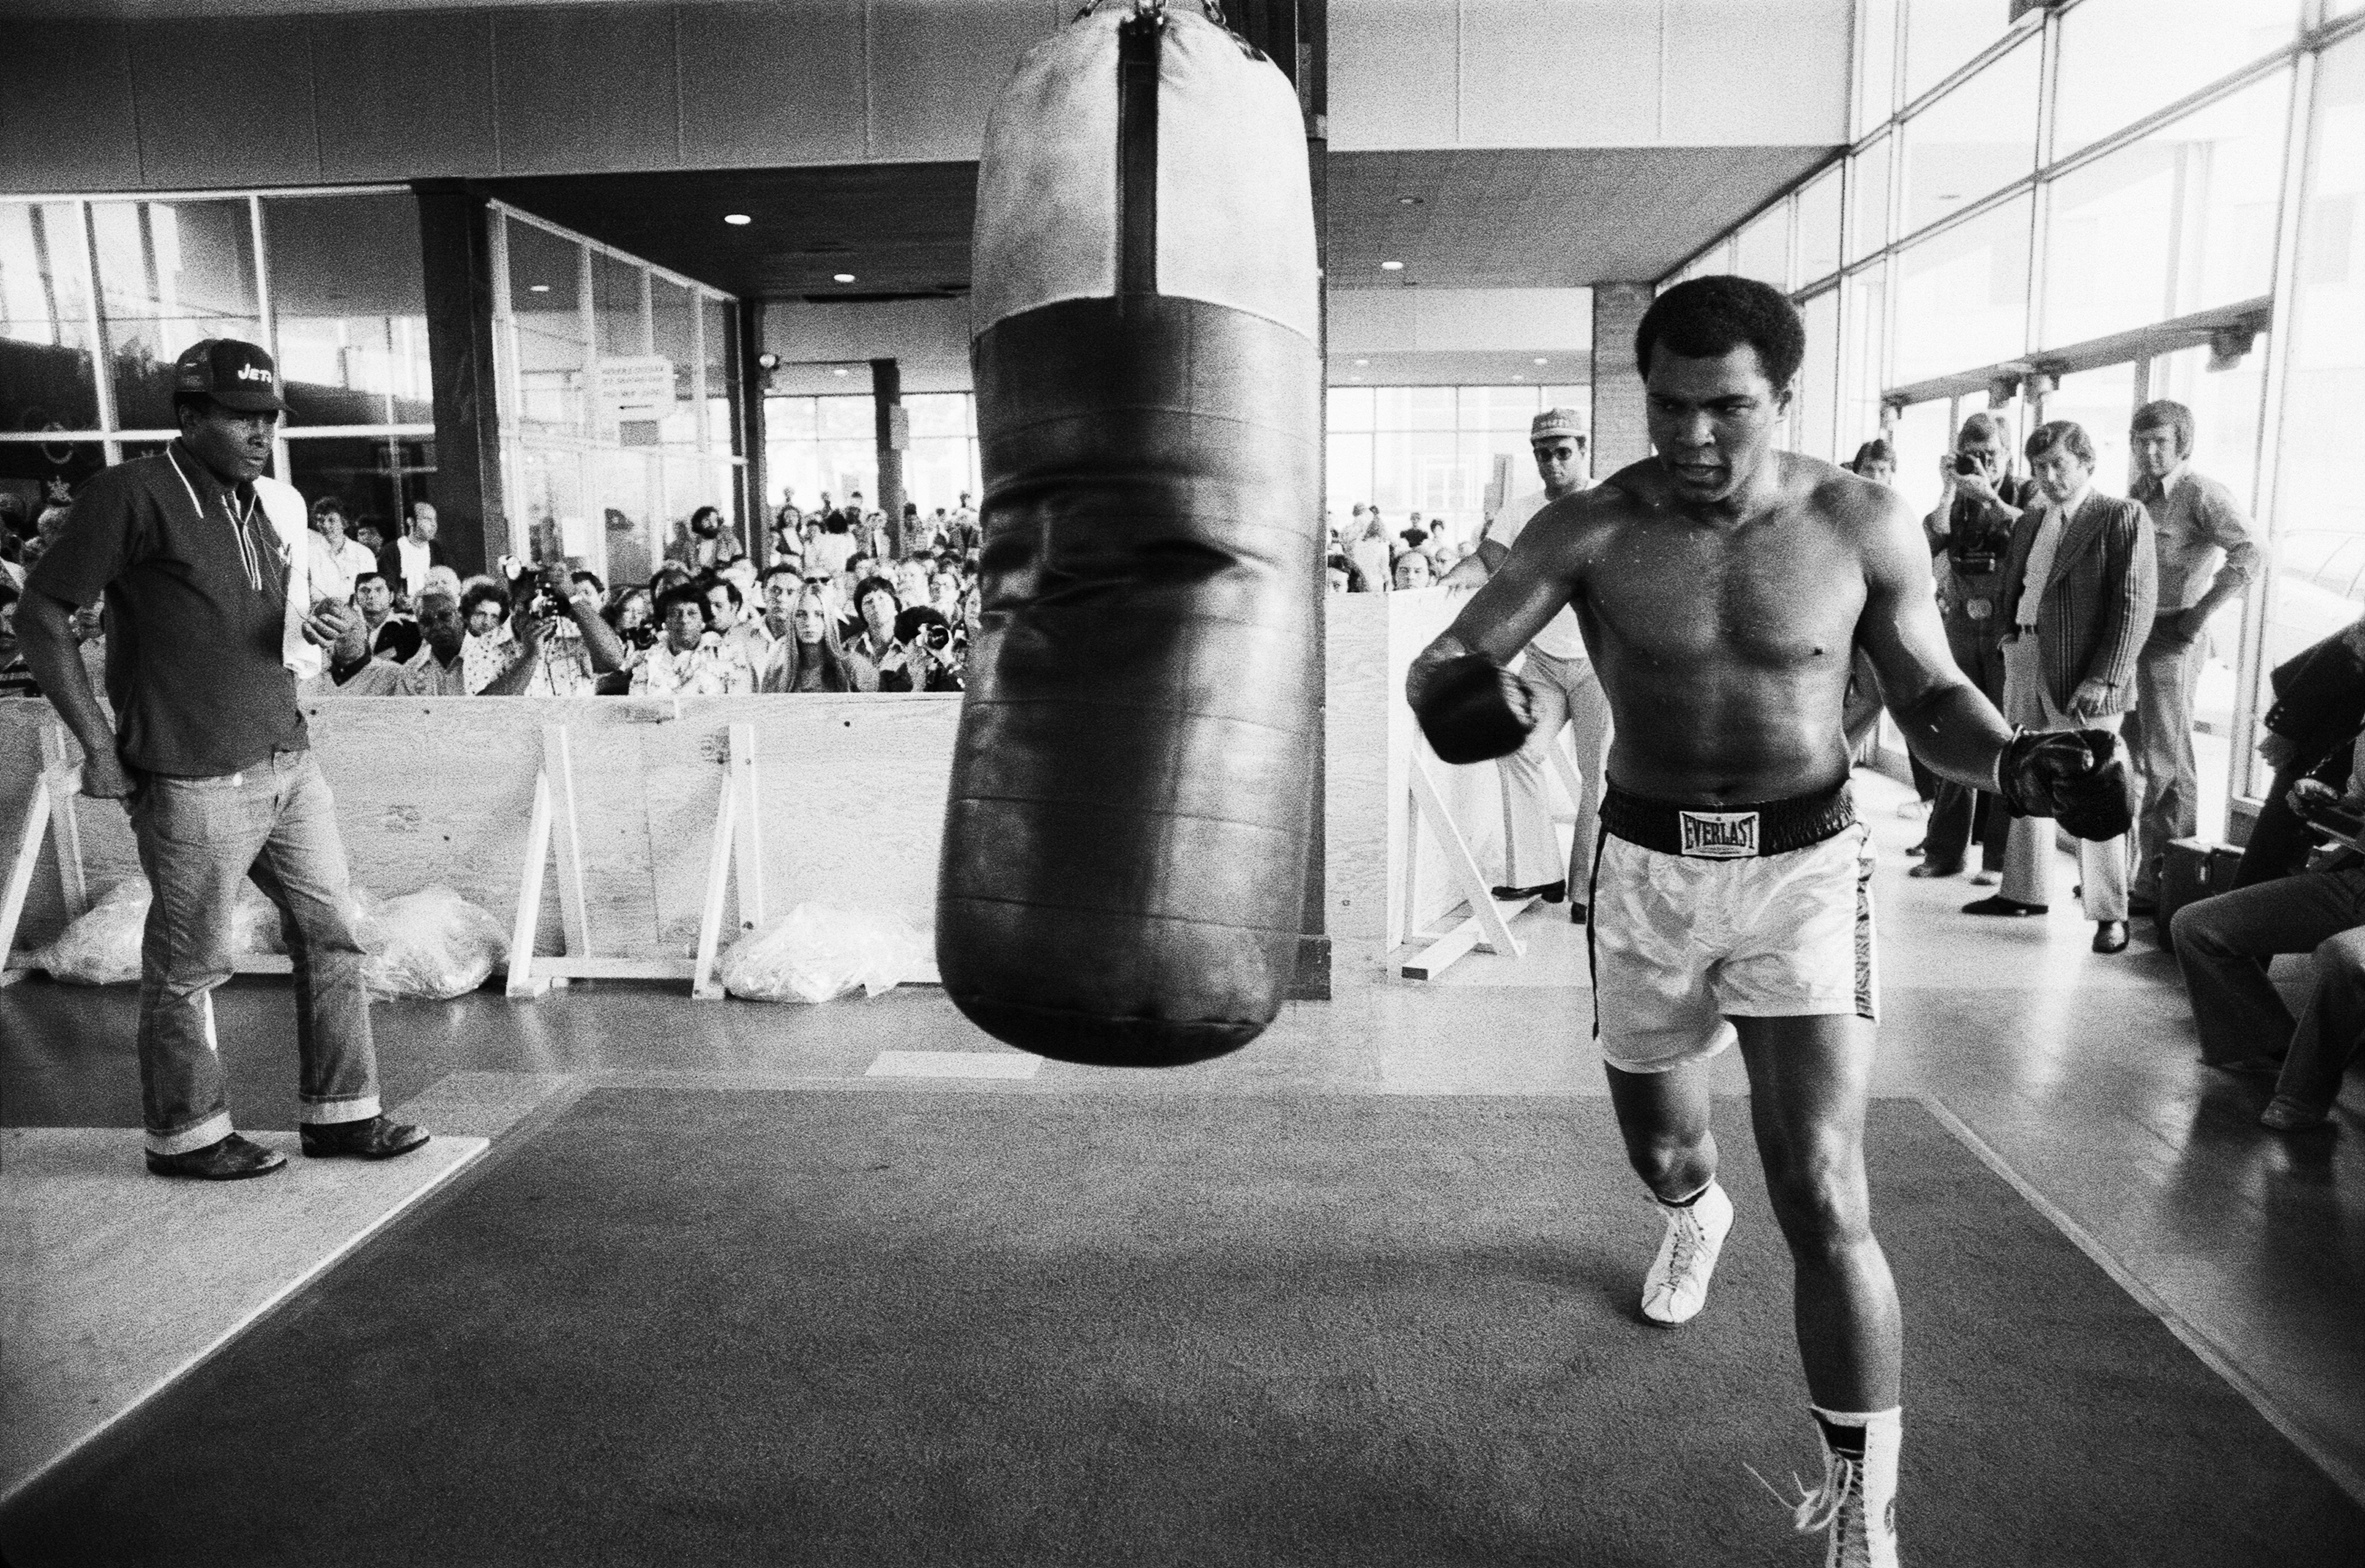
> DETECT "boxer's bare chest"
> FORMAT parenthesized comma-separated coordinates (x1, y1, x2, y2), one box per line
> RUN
(1577, 503, 1865, 679)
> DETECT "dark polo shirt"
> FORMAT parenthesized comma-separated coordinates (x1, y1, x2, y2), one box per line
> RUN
(27, 441, 305, 777)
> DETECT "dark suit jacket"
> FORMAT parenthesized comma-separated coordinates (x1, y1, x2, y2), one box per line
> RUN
(1996, 489, 2157, 716)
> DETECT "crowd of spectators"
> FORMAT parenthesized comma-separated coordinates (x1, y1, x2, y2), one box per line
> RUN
(1324, 504, 1479, 597)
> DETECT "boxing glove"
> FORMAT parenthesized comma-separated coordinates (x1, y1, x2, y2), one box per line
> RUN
(1412, 654, 1537, 765)
(1997, 729, 2134, 841)
(937, 0, 1320, 1069)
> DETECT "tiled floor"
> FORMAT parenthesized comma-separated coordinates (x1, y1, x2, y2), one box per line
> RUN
(4, 767, 2359, 1503)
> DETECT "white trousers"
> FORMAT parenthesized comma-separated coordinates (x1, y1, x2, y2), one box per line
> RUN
(1498, 647, 1614, 895)
(1998, 634, 2129, 919)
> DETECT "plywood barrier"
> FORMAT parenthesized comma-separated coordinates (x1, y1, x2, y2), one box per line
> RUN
(0, 693, 963, 969)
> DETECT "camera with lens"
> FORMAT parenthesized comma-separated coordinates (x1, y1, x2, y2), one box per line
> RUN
(1953, 453, 1981, 477)
(498, 553, 565, 623)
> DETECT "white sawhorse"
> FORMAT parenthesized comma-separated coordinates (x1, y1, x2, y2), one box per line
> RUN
(1396, 732, 1588, 981)
(504, 721, 768, 1000)
(0, 725, 89, 987)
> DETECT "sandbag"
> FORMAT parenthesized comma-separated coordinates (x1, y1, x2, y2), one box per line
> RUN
(719, 903, 928, 1004)
(939, 0, 1322, 1067)
(353, 885, 506, 1001)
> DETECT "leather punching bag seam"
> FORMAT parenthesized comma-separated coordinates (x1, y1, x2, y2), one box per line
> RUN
(1117, 4, 1162, 299)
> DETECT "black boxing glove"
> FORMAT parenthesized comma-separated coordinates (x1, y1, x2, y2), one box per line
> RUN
(1412, 653, 1537, 765)
(1997, 728, 2133, 842)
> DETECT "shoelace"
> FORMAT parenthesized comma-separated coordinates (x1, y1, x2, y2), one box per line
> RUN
(1745, 1453, 1870, 1566)
(1665, 1206, 1705, 1279)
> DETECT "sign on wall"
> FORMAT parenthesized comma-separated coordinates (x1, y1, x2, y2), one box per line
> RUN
(597, 355, 678, 418)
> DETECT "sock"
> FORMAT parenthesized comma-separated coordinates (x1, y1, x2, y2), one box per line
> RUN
(1661, 1180, 1712, 1210)
(1811, 1405, 1901, 1535)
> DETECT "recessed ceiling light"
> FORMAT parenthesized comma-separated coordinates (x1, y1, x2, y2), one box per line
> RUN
(1511, 374, 1526, 381)
(1532, 357, 1548, 365)
(1354, 358, 1369, 366)
(1380, 260, 1404, 271)
(832, 366, 849, 376)
(833, 272, 856, 283)
(1397, 196, 1423, 206)
(724, 212, 753, 226)
(528, 284, 551, 293)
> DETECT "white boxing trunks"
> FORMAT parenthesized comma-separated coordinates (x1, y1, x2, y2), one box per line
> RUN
(1587, 780, 1877, 1073)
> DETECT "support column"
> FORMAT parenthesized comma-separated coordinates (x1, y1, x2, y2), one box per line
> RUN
(411, 180, 504, 575)
(737, 299, 767, 560)
(1591, 282, 1654, 477)
(871, 356, 904, 557)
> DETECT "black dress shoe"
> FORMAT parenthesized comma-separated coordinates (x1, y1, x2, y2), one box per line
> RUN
(2205, 1054, 2287, 1078)
(300, 1115, 431, 1161)
(1962, 894, 2047, 916)
(2127, 898, 2159, 918)
(1489, 879, 1566, 903)
(2092, 919, 2129, 953)
(146, 1133, 287, 1181)
(1569, 902, 1589, 926)
(1908, 860, 1963, 879)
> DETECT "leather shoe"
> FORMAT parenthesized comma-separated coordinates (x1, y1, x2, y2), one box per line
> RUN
(300, 1115, 431, 1161)
(1962, 894, 2047, 916)
(1490, 879, 1566, 903)
(2092, 919, 2129, 954)
(2206, 1054, 2286, 1078)
(1908, 860, 1963, 879)
(2261, 1097, 2333, 1133)
(146, 1133, 286, 1181)
(1569, 902, 1588, 926)
(2128, 897, 2159, 918)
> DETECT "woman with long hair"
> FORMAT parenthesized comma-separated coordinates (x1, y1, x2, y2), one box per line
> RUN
(762, 583, 875, 693)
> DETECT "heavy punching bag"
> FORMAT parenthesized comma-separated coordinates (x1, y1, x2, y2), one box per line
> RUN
(937, 0, 1323, 1067)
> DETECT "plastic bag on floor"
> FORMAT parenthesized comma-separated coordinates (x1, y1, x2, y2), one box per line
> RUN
(229, 884, 286, 956)
(353, 885, 507, 1001)
(33, 878, 150, 985)
(719, 903, 928, 1004)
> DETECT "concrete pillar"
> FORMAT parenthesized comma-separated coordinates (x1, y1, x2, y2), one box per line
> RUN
(871, 357, 904, 557)
(737, 299, 767, 562)
(411, 180, 504, 575)
(1591, 283, 1654, 477)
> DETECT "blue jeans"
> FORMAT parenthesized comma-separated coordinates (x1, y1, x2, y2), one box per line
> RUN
(127, 750, 379, 1155)
(2169, 865, 2365, 1107)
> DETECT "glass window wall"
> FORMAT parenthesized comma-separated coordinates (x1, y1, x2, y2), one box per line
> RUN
(1892, 194, 2032, 386)
(2052, 0, 2303, 161)
(1854, 0, 1901, 139)
(1325, 384, 1589, 544)
(2042, 71, 2290, 346)
(1734, 206, 1790, 289)
(0, 189, 432, 546)
(1797, 166, 1845, 289)
(1896, 34, 2041, 240)
(1902, 0, 2024, 104)
(1849, 135, 1894, 263)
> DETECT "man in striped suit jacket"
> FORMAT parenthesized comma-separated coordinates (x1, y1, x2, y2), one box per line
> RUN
(1966, 419, 2157, 952)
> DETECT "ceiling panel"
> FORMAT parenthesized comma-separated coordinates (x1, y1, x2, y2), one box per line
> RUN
(482, 142, 1836, 305)
(1325, 145, 1838, 289)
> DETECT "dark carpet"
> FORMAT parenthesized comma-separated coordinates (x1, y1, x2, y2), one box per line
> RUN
(4, 1091, 2357, 1567)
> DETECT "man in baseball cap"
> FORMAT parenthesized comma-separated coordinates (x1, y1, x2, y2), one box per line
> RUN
(172, 337, 288, 414)
(1442, 403, 1611, 918)
(18, 333, 428, 1181)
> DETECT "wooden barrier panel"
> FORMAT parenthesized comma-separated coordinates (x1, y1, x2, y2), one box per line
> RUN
(0, 693, 963, 966)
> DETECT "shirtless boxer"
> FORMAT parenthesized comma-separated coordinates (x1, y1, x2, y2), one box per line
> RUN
(1407, 277, 2128, 1566)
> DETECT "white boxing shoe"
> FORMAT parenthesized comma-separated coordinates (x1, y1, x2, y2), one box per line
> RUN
(1639, 1179, 1734, 1326)
(1781, 1432, 1902, 1567)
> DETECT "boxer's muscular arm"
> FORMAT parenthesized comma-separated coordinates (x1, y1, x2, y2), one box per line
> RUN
(1407, 496, 1585, 706)
(1853, 482, 2016, 790)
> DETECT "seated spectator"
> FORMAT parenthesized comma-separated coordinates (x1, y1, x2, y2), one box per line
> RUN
(353, 570, 421, 664)
(352, 517, 387, 558)
(1848, 438, 1898, 488)
(673, 504, 740, 573)
(1392, 550, 1435, 590)
(0, 580, 40, 698)
(756, 564, 800, 644)
(1325, 552, 1367, 595)
(2172, 761, 2365, 1133)
(761, 583, 873, 693)
(309, 497, 378, 599)
(880, 604, 963, 693)
(703, 573, 772, 666)
(2241, 615, 2365, 889)
(649, 562, 694, 602)
(458, 581, 515, 695)
(336, 584, 542, 696)
(607, 586, 658, 652)
(892, 558, 932, 608)
(514, 565, 626, 697)
(846, 575, 902, 674)
(632, 584, 758, 695)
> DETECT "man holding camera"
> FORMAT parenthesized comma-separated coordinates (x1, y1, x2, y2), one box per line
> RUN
(18, 339, 429, 1179)
(1405, 278, 2130, 1567)
(1914, 413, 2040, 881)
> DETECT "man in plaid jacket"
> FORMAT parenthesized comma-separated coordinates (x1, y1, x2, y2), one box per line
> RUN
(1965, 419, 2157, 952)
